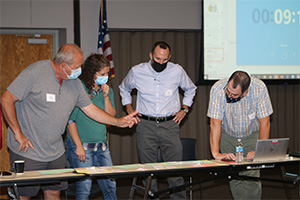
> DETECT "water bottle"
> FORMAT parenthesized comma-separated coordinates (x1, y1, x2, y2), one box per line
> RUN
(235, 138, 244, 163)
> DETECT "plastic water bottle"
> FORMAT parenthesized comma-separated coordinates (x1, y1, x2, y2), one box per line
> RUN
(235, 138, 244, 163)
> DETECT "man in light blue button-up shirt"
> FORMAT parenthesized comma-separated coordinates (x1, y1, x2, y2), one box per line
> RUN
(119, 41, 196, 199)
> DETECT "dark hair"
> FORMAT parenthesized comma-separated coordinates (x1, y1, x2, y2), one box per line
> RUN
(228, 71, 251, 94)
(53, 44, 82, 65)
(151, 41, 171, 54)
(80, 53, 110, 93)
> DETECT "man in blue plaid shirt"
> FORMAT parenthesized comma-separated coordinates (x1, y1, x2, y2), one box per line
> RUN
(207, 70, 273, 199)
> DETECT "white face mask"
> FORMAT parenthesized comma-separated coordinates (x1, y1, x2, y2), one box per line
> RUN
(65, 64, 82, 80)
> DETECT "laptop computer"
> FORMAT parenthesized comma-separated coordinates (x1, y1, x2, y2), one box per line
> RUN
(246, 138, 290, 162)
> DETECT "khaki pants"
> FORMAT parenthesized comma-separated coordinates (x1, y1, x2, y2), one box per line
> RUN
(220, 130, 262, 200)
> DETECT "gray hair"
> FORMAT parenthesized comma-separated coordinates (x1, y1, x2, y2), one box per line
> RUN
(53, 44, 83, 65)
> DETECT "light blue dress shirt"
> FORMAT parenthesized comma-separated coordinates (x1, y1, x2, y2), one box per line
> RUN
(119, 60, 197, 117)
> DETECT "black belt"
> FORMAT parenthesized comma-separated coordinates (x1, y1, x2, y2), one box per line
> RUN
(140, 114, 174, 122)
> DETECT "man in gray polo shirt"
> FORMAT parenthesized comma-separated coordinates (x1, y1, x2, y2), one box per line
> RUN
(0, 44, 137, 200)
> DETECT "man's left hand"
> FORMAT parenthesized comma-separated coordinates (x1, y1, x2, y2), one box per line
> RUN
(246, 151, 255, 159)
(172, 110, 186, 124)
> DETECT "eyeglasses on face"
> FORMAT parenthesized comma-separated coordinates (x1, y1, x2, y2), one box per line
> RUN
(223, 85, 241, 98)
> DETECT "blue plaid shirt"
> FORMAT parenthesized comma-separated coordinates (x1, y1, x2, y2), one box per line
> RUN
(207, 77, 273, 138)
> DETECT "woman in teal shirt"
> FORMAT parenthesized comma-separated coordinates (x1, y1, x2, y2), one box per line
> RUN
(66, 53, 117, 200)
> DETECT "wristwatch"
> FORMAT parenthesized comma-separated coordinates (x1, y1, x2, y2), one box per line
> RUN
(181, 107, 189, 114)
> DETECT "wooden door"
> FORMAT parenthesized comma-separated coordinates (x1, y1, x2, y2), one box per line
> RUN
(0, 34, 53, 198)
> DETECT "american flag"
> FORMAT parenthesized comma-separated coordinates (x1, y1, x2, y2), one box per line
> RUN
(97, 0, 115, 78)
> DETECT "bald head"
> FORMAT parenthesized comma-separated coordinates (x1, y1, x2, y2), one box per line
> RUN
(228, 71, 251, 94)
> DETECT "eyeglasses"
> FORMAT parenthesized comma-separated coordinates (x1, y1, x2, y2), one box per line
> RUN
(223, 85, 241, 98)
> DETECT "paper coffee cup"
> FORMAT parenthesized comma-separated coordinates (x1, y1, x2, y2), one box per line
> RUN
(14, 160, 25, 175)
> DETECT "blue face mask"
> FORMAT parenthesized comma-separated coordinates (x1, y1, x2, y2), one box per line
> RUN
(225, 93, 241, 103)
(95, 75, 108, 85)
(65, 64, 82, 80)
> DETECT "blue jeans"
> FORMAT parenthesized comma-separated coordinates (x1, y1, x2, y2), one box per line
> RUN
(66, 138, 117, 200)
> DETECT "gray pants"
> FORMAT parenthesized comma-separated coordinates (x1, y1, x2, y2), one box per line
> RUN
(136, 119, 186, 199)
(220, 130, 262, 200)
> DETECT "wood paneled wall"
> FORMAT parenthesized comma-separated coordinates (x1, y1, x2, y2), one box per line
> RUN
(0, 33, 53, 198)
(0, 34, 53, 171)
(107, 31, 300, 165)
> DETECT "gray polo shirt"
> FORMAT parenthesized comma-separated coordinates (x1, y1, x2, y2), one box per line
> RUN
(7, 60, 92, 162)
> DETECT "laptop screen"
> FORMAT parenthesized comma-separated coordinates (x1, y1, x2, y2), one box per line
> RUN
(252, 138, 290, 162)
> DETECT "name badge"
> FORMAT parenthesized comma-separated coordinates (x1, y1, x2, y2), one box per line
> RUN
(248, 112, 255, 120)
(46, 93, 56, 102)
(165, 89, 173, 96)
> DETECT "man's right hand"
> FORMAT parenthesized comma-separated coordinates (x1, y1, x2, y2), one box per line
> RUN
(117, 111, 139, 128)
(214, 152, 236, 161)
(15, 133, 34, 153)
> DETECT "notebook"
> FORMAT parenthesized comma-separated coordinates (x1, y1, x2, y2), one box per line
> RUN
(245, 138, 290, 162)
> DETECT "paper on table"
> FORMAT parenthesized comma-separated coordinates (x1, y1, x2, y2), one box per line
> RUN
(75, 166, 113, 174)
(39, 168, 74, 175)
(74, 160, 226, 175)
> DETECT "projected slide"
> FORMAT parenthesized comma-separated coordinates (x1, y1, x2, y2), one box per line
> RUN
(237, 0, 300, 65)
(203, 0, 300, 81)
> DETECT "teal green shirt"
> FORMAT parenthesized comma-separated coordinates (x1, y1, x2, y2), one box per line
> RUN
(67, 81, 115, 143)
